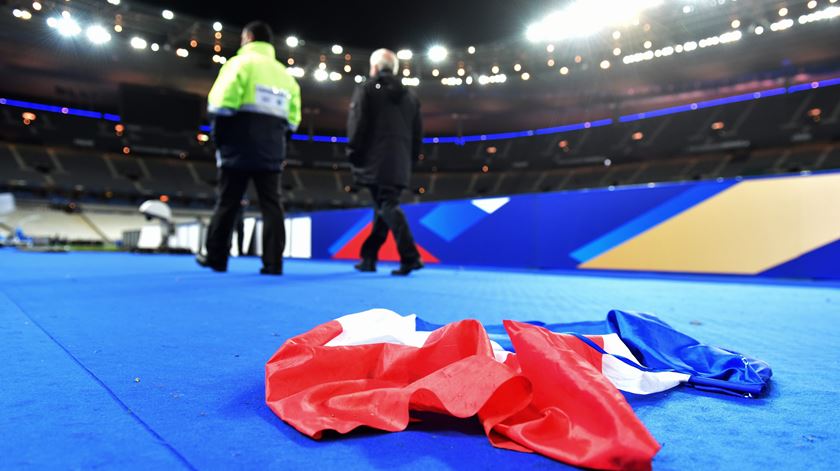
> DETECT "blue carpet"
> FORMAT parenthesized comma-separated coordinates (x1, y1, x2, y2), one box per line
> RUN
(0, 250, 838, 470)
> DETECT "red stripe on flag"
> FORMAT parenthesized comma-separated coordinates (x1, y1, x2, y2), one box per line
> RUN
(501, 321, 659, 470)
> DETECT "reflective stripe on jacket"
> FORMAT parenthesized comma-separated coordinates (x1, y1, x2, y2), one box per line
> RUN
(208, 41, 301, 171)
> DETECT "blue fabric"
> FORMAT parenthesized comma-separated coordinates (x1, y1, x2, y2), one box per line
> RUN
(599, 310, 772, 397)
(538, 311, 773, 396)
(418, 310, 772, 397)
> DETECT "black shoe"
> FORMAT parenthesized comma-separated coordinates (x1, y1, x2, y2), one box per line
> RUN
(260, 266, 283, 276)
(354, 259, 377, 272)
(391, 259, 424, 276)
(196, 254, 227, 272)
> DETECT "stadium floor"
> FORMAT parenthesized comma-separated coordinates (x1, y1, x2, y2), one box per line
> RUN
(1, 250, 838, 470)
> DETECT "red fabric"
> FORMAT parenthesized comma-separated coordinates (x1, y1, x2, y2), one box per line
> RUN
(265, 319, 659, 470)
(497, 322, 659, 470)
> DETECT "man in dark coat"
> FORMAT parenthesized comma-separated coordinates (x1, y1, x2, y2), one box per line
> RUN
(347, 48, 423, 276)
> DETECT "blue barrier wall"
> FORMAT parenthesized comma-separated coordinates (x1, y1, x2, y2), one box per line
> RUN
(307, 172, 840, 280)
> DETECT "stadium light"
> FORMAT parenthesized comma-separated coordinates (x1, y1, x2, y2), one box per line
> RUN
(770, 18, 794, 31)
(32, 2, 42, 11)
(428, 45, 448, 62)
(13, 9, 32, 20)
(162, 10, 174, 20)
(176, 48, 189, 58)
(213, 21, 223, 32)
(130, 37, 148, 50)
(288, 67, 305, 78)
(402, 77, 420, 87)
(798, 6, 840, 24)
(151, 43, 160, 52)
(54, 16, 81, 37)
(354, 75, 364, 83)
(331, 44, 343, 54)
(107, 0, 120, 4)
(526, 0, 663, 42)
(623, 28, 740, 65)
(85, 25, 111, 45)
(314, 69, 328, 81)
(286, 36, 299, 47)
(467, 46, 476, 54)
(329, 71, 342, 81)
(397, 49, 413, 60)
(478, 74, 506, 85)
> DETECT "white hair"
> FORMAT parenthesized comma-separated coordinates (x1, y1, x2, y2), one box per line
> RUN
(369, 48, 399, 74)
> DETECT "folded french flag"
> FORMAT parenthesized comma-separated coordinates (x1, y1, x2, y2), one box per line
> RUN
(265, 309, 771, 470)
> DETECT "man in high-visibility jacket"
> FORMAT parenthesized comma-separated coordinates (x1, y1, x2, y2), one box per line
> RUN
(197, 21, 301, 275)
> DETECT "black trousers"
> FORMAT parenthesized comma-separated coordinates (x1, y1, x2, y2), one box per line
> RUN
(235, 213, 245, 255)
(360, 185, 420, 264)
(205, 169, 285, 270)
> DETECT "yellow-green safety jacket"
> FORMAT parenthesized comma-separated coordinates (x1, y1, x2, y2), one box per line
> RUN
(207, 41, 301, 171)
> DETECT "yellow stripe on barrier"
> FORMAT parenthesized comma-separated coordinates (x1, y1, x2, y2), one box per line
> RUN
(579, 173, 840, 274)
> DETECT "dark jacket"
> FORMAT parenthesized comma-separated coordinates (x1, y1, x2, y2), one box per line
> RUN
(346, 69, 422, 188)
(207, 41, 301, 172)
(212, 112, 288, 172)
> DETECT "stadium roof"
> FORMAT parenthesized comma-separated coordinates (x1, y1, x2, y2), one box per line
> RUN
(138, 0, 543, 49)
(1, 0, 839, 134)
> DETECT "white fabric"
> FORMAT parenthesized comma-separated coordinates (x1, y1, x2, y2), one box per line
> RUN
(599, 333, 689, 394)
(325, 309, 511, 362)
(326, 309, 430, 348)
